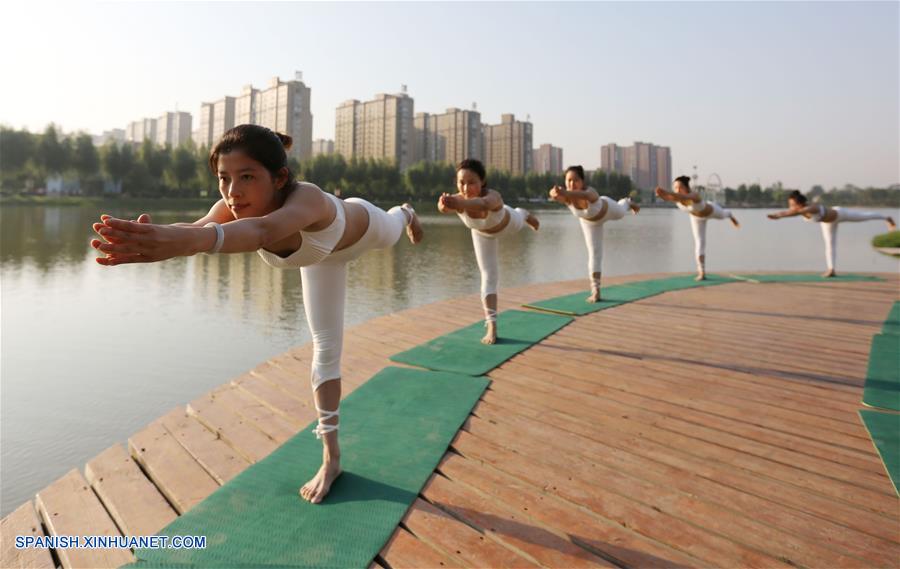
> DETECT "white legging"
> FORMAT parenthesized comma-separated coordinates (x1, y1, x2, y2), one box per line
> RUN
(471, 206, 529, 322)
(579, 197, 632, 291)
(688, 202, 732, 271)
(820, 208, 891, 271)
(301, 198, 409, 391)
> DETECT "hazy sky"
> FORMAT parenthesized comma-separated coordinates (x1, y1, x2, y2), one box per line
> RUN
(1, 1, 897, 190)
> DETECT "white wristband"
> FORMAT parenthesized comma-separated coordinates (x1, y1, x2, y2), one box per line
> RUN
(203, 222, 224, 254)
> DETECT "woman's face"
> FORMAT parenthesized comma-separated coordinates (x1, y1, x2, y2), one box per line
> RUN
(565, 171, 584, 191)
(788, 197, 803, 210)
(673, 180, 689, 194)
(457, 168, 484, 198)
(217, 151, 284, 218)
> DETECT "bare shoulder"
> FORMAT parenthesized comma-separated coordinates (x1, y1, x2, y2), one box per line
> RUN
(485, 189, 504, 209)
(284, 181, 327, 207)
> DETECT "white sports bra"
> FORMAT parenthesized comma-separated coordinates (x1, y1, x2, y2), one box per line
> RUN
(566, 189, 605, 220)
(804, 204, 827, 222)
(256, 191, 345, 268)
(676, 198, 706, 214)
(457, 205, 507, 231)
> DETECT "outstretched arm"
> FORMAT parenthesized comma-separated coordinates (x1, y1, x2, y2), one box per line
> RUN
(439, 190, 503, 213)
(172, 199, 235, 227)
(455, 189, 503, 212)
(655, 187, 701, 204)
(93, 183, 328, 265)
(437, 193, 458, 214)
(559, 188, 599, 202)
(768, 205, 816, 220)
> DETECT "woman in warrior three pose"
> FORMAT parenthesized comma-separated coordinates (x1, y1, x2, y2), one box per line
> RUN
(549, 165, 640, 302)
(91, 124, 423, 504)
(768, 190, 895, 277)
(437, 159, 539, 344)
(655, 175, 739, 280)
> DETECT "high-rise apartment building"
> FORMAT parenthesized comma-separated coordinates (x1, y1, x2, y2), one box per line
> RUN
(211, 97, 236, 147)
(155, 111, 192, 147)
(482, 114, 533, 175)
(532, 143, 564, 174)
(125, 117, 157, 143)
(413, 107, 482, 165)
(335, 90, 414, 170)
(601, 141, 672, 200)
(235, 84, 260, 125)
(194, 72, 312, 159)
(256, 73, 313, 161)
(312, 139, 335, 157)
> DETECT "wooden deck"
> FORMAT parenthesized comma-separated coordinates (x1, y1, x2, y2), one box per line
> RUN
(3, 272, 899, 569)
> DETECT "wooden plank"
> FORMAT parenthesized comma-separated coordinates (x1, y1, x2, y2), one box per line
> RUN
(450, 430, 790, 568)
(496, 357, 880, 472)
(158, 407, 252, 484)
(493, 359, 890, 489)
(508, 349, 874, 453)
(482, 369, 896, 517)
(482, 375, 899, 542)
(231, 372, 314, 427)
(212, 383, 300, 444)
(84, 444, 178, 536)
(421, 466, 618, 567)
(379, 527, 466, 569)
(470, 398, 900, 565)
(402, 495, 541, 568)
(34, 469, 134, 568)
(436, 452, 703, 568)
(128, 419, 219, 514)
(1, 501, 55, 569)
(186, 387, 280, 462)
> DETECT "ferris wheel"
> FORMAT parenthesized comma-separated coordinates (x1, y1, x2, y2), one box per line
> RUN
(705, 173, 723, 203)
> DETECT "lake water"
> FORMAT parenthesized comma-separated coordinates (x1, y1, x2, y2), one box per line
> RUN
(2, 202, 897, 516)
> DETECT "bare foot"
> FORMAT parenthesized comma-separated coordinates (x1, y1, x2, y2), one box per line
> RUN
(481, 321, 497, 345)
(300, 457, 342, 504)
(730, 216, 740, 228)
(695, 273, 707, 281)
(525, 213, 540, 231)
(402, 204, 424, 244)
(586, 290, 601, 303)
(887, 217, 896, 231)
(822, 269, 836, 278)
(630, 203, 641, 215)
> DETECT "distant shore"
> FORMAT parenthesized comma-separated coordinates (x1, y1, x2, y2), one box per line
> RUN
(2, 194, 897, 210)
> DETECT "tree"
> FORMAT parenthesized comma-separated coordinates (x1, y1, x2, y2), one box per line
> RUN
(102, 144, 124, 193)
(170, 146, 196, 197)
(0, 127, 34, 171)
(747, 183, 762, 205)
(72, 134, 100, 193)
(36, 124, 70, 177)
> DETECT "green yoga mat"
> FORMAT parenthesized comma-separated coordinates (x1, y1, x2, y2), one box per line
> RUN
(882, 302, 900, 336)
(389, 309, 572, 376)
(731, 273, 882, 283)
(121, 366, 489, 569)
(862, 333, 900, 412)
(859, 410, 900, 496)
(522, 274, 737, 316)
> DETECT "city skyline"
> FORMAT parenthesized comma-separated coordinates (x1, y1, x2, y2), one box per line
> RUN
(1, 1, 897, 190)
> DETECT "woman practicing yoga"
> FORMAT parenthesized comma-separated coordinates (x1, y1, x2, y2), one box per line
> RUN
(768, 190, 895, 277)
(549, 165, 640, 302)
(438, 159, 539, 344)
(91, 124, 423, 504)
(655, 175, 740, 280)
